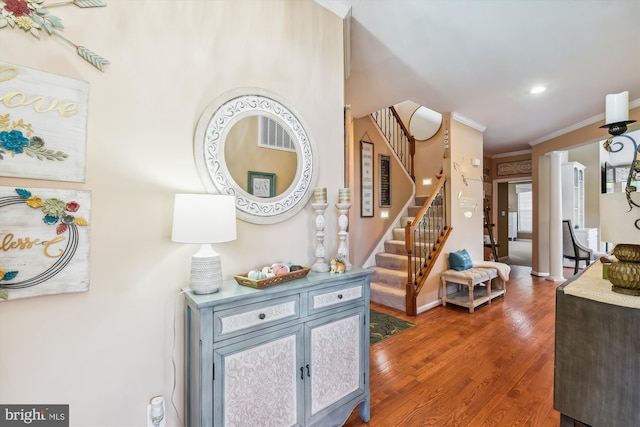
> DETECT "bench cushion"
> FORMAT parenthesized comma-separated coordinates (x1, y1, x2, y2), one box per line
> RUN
(441, 267, 497, 283)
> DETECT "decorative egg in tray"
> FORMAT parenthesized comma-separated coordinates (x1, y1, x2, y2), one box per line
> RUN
(235, 262, 309, 289)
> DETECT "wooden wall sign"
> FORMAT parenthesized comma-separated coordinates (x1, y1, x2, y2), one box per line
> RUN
(0, 186, 91, 301)
(0, 61, 89, 182)
(496, 160, 532, 177)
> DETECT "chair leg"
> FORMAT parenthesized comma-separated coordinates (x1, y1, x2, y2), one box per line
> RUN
(574, 260, 579, 275)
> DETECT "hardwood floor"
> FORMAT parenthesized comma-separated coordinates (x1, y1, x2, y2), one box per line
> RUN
(344, 265, 570, 427)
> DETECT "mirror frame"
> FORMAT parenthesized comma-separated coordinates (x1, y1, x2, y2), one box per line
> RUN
(194, 88, 318, 224)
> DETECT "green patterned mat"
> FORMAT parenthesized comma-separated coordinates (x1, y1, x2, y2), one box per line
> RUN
(370, 309, 416, 345)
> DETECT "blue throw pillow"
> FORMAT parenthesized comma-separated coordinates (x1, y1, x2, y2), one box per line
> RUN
(449, 249, 472, 271)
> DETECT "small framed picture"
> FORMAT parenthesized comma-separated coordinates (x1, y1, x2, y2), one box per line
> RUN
(379, 154, 391, 207)
(248, 171, 276, 198)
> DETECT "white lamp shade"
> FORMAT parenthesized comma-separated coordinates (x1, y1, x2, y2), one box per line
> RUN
(600, 192, 640, 244)
(172, 194, 237, 244)
(605, 91, 629, 125)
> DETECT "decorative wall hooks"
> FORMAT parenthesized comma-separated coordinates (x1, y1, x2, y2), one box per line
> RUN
(0, 0, 110, 71)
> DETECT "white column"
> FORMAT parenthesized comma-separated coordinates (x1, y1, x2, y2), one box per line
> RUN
(547, 151, 565, 282)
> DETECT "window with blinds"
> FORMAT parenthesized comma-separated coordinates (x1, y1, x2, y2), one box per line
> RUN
(258, 117, 295, 152)
(517, 187, 532, 233)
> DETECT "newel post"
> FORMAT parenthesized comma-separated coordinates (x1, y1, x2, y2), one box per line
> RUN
(405, 221, 417, 316)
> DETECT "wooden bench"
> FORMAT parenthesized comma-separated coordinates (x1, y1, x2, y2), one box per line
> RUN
(440, 267, 506, 313)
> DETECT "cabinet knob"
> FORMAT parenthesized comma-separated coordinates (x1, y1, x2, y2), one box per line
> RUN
(337, 294, 343, 299)
(259, 313, 266, 320)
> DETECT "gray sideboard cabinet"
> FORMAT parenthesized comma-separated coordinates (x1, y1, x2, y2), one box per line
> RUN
(554, 264, 640, 427)
(184, 267, 373, 427)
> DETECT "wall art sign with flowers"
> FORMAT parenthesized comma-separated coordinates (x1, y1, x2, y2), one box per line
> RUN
(0, 186, 90, 301)
(0, 61, 89, 182)
(0, 0, 109, 72)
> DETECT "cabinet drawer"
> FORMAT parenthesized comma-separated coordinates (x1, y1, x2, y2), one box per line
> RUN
(214, 295, 300, 341)
(308, 280, 364, 313)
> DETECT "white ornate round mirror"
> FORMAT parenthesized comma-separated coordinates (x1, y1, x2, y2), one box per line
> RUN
(194, 88, 318, 224)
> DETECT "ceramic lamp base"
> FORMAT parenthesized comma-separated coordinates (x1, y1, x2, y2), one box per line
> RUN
(189, 244, 223, 294)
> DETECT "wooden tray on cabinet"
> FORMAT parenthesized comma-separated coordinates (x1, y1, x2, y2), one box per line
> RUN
(234, 267, 310, 289)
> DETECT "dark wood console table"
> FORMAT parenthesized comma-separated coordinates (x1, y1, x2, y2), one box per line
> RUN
(554, 261, 640, 427)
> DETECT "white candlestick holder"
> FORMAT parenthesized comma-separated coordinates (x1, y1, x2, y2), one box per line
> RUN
(336, 201, 352, 271)
(311, 202, 330, 272)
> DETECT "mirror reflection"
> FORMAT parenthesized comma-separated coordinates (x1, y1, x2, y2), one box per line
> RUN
(194, 89, 318, 224)
(224, 116, 297, 197)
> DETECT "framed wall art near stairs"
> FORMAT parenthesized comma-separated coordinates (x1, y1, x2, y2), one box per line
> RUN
(361, 140, 374, 217)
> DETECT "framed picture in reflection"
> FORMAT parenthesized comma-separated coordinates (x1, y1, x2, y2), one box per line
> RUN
(248, 171, 275, 198)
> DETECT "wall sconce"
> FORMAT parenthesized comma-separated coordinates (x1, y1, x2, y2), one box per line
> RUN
(599, 91, 639, 295)
(172, 194, 237, 294)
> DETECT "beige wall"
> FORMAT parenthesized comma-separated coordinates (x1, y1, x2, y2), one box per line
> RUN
(531, 106, 640, 274)
(350, 116, 414, 267)
(414, 120, 448, 197)
(0, 1, 344, 425)
(416, 114, 485, 309)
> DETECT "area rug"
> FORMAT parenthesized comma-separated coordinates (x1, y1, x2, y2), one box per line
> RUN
(370, 309, 416, 345)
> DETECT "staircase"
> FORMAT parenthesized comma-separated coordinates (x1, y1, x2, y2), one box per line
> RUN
(369, 106, 451, 315)
(369, 195, 432, 311)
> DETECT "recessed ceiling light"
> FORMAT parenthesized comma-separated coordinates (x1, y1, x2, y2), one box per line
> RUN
(530, 86, 546, 94)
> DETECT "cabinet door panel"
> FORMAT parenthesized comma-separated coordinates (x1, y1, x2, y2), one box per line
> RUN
(214, 325, 304, 427)
(306, 310, 364, 418)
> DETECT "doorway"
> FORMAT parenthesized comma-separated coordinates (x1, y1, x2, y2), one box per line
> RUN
(494, 179, 532, 267)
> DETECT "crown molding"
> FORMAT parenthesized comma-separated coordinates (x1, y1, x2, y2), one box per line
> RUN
(529, 98, 640, 146)
(451, 112, 487, 132)
(491, 149, 532, 159)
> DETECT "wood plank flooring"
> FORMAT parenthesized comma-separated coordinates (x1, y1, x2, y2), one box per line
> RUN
(344, 265, 570, 427)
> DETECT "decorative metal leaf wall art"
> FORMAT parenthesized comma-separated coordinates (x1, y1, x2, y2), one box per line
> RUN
(0, 0, 109, 72)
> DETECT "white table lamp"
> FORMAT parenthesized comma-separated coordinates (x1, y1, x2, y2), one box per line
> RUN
(172, 194, 237, 294)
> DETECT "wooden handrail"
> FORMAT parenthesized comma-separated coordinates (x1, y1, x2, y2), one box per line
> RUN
(371, 106, 447, 315)
(408, 172, 446, 231)
(389, 107, 416, 182)
(371, 107, 416, 182)
(405, 172, 450, 316)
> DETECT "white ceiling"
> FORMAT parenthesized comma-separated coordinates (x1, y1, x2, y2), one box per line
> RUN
(337, 0, 640, 156)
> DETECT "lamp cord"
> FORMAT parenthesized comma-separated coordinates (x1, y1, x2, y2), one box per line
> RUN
(171, 289, 187, 427)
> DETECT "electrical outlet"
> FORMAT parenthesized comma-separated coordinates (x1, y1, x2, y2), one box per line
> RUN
(147, 396, 166, 427)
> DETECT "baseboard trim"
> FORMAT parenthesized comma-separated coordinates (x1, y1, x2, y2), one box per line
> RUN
(416, 299, 442, 314)
(531, 270, 549, 277)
